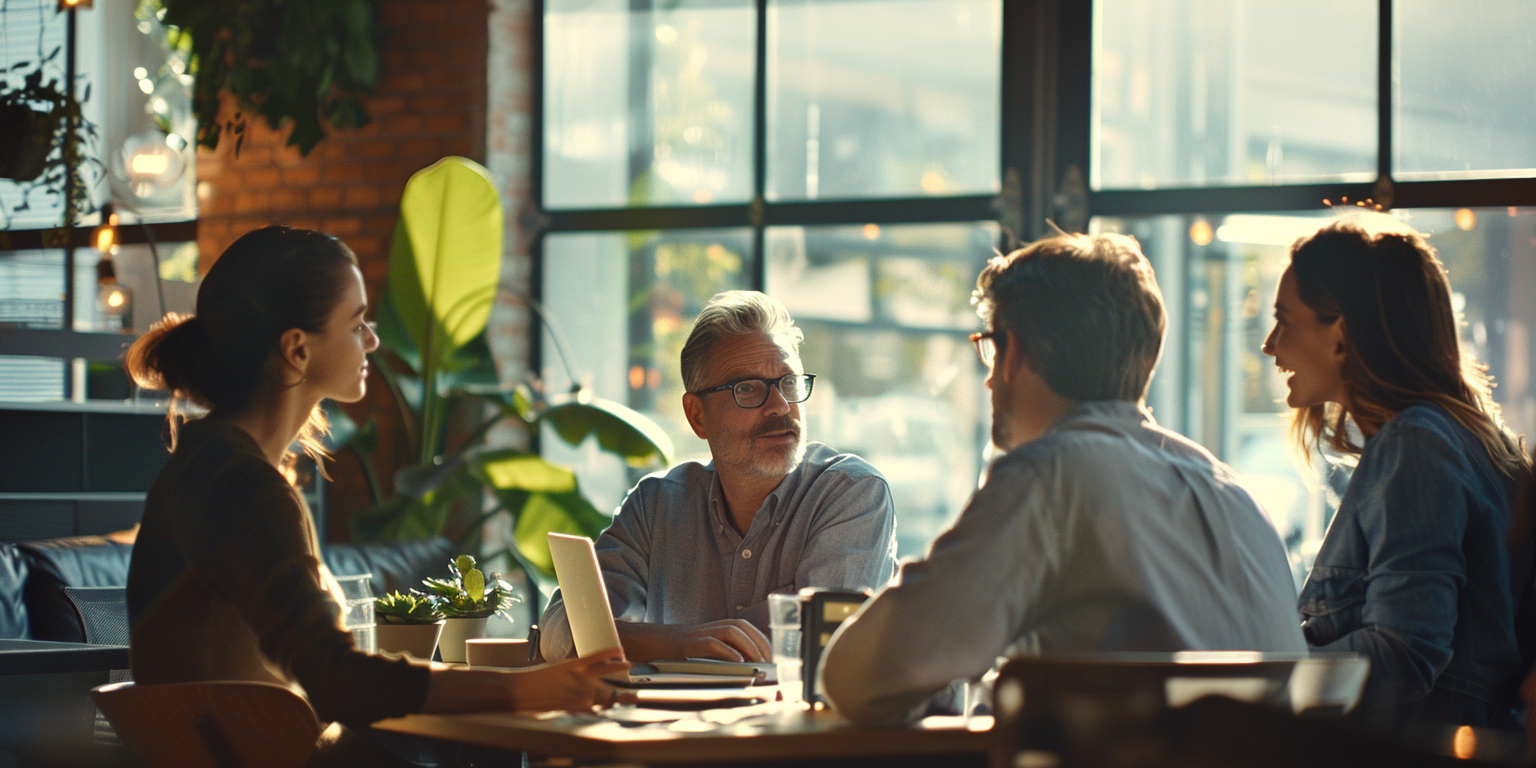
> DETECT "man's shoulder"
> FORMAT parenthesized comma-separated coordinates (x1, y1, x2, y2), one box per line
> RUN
(628, 459, 715, 498)
(996, 416, 1234, 484)
(800, 442, 887, 484)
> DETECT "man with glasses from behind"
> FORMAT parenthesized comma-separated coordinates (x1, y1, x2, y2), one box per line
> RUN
(540, 291, 897, 663)
(821, 233, 1306, 725)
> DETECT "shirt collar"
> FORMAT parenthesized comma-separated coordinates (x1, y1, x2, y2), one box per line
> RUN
(704, 452, 804, 533)
(1046, 400, 1154, 434)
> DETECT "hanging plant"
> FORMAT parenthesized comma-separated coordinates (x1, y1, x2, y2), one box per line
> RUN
(0, 48, 101, 229)
(150, 0, 378, 156)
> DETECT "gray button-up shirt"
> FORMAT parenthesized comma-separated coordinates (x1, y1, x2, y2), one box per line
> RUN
(540, 442, 898, 661)
(823, 401, 1307, 726)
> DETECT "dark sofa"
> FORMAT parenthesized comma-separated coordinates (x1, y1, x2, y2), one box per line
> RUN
(0, 533, 456, 642)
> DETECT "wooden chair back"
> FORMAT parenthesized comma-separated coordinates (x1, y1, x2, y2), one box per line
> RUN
(91, 681, 322, 768)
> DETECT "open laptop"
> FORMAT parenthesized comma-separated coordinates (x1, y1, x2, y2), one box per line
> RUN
(547, 533, 769, 687)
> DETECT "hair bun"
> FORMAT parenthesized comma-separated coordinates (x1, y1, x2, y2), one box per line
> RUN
(126, 312, 212, 401)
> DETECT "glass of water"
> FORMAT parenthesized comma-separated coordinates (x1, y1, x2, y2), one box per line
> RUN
(333, 573, 376, 654)
(768, 593, 803, 703)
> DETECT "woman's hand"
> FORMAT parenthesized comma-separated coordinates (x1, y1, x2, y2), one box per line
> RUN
(422, 652, 632, 714)
(504, 651, 633, 712)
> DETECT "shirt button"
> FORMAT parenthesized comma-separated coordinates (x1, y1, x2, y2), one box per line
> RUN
(742, 549, 752, 559)
(736, 604, 744, 611)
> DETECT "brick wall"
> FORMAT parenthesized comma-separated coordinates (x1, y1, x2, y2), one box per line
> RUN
(192, 0, 500, 539)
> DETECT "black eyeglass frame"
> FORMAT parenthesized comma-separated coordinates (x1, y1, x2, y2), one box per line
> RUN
(692, 373, 818, 409)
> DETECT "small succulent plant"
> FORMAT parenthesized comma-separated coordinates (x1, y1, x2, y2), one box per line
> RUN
(375, 590, 446, 625)
(422, 554, 518, 620)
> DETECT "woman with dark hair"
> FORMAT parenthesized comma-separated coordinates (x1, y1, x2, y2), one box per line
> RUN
(125, 226, 627, 762)
(1262, 213, 1531, 732)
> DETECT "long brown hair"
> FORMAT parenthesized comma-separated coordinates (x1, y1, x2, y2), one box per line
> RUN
(1287, 213, 1528, 479)
(126, 226, 359, 471)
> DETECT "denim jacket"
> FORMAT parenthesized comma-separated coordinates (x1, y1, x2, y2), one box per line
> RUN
(1298, 403, 1530, 730)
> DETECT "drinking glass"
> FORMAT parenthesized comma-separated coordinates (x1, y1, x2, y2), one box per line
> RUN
(768, 593, 803, 703)
(334, 573, 376, 654)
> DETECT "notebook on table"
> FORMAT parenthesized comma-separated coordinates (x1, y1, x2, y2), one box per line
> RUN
(546, 533, 769, 688)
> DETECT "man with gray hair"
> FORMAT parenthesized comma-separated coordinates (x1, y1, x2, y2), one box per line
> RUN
(540, 290, 898, 663)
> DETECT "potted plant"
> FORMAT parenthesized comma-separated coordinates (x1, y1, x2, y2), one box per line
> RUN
(0, 55, 100, 229)
(423, 555, 516, 663)
(374, 591, 445, 661)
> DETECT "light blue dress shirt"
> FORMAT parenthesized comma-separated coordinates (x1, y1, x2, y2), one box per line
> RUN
(823, 401, 1306, 726)
(540, 442, 898, 661)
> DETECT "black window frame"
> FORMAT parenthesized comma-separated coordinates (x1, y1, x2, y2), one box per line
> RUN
(527, 0, 1536, 433)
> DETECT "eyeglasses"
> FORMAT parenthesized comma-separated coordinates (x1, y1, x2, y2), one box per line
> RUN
(694, 373, 817, 409)
(969, 330, 1004, 368)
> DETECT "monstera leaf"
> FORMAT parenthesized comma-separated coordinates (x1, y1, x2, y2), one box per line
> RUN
(471, 450, 579, 494)
(465, 449, 611, 577)
(513, 491, 610, 578)
(534, 390, 674, 467)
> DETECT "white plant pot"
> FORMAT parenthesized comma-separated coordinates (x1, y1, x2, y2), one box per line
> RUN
(438, 617, 489, 663)
(376, 621, 444, 661)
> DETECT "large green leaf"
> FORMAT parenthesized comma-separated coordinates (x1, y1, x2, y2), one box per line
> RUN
(536, 392, 674, 467)
(388, 156, 503, 381)
(376, 285, 499, 392)
(511, 490, 611, 578)
(471, 449, 579, 494)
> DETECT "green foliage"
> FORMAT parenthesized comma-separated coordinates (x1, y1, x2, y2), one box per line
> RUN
(154, 0, 377, 156)
(375, 591, 444, 625)
(335, 156, 673, 591)
(388, 158, 503, 462)
(422, 555, 518, 620)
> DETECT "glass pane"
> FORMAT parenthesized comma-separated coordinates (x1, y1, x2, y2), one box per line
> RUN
(1396, 207, 1536, 445)
(767, 222, 996, 557)
(544, 1, 756, 209)
(1395, 1, 1536, 180)
(766, 0, 1001, 201)
(1094, 0, 1377, 190)
(1, 3, 196, 227)
(541, 228, 753, 509)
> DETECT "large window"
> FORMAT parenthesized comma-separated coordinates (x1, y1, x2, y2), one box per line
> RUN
(537, 0, 1536, 566)
(1090, 0, 1536, 578)
(540, 0, 1001, 558)
(0, 2, 199, 401)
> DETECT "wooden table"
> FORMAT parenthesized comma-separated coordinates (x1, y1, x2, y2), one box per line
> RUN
(375, 695, 994, 766)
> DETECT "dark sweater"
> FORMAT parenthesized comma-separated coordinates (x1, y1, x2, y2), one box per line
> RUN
(127, 418, 429, 726)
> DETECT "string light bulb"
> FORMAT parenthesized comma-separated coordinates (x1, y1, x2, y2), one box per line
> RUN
(94, 203, 131, 329)
(93, 205, 119, 254)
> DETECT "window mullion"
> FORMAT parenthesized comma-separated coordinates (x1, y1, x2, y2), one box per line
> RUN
(1377, 0, 1394, 205)
(751, 0, 769, 293)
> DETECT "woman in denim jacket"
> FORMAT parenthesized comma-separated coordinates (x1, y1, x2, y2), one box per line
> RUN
(1261, 213, 1531, 732)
